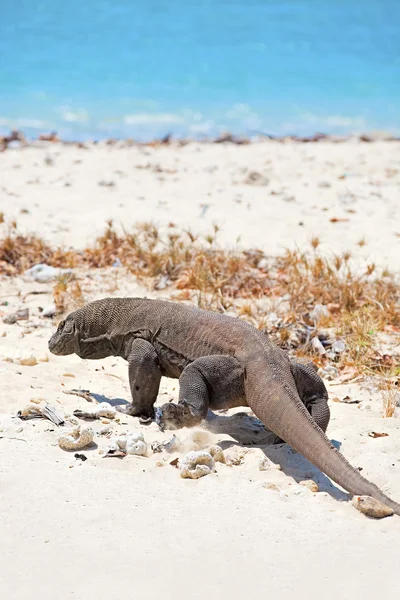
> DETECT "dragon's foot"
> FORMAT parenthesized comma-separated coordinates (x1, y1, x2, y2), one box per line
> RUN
(155, 401, 196, 431)
(115, 404, 154, 422)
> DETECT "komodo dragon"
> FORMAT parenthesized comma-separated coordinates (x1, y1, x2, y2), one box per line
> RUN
(48, 297, 400, 515)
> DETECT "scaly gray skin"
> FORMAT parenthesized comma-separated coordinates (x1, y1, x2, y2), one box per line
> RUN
(48, 297, 400, 515)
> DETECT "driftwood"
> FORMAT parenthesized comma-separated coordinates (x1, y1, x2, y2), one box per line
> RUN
(18, 403, 65, 425)
(63, 389, 97, 403)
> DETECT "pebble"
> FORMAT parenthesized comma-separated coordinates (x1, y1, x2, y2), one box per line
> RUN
(3, 314, 18, 324)
(209, 445, 225, 463)
(262, 483, 280, 492)
(352, 495, 394, 518)
(258, 457, 271, 471)
(19, 356, 38, 366)
(299, 479, 319, 492)
(179, 450, 215, 479)
(42, 303, 57, 318)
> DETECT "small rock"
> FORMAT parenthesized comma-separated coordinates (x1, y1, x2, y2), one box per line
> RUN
(352, 495, 394, 518)
(332, 339, 346, 353)
(3, 314, 17, 324)
(258, 457, 271, 471)
(126, 438, 147, 456)
(309, 304, 329, 323)
(209, 445, 225, 463)
(311, 336, 326, 355)
(299, 479, 319, 492)
(42, 303, 57, 318)
(244, 171, 269, 186)
(262, 483, 280, 492)
(179, 450, 215, 479)
(19, 356, 38, 366)
(318, 365, 339, 380)
(24, 263, 73, 283)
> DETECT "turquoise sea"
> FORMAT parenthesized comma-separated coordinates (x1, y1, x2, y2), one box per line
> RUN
(1, 0, 399, 140)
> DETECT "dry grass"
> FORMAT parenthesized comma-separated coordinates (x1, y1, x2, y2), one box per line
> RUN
(0, 221, 77, 275)
(1, 219, 399, 391)
(53, 275, 84, 314)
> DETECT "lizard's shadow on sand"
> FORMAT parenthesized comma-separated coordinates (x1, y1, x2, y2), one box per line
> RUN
(81, 394, 348, 502)
(205, 411, 350, 502)
(90, 394, 129, 405)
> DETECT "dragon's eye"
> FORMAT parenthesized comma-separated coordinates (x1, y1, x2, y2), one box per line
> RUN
(58, 320, 66, 330)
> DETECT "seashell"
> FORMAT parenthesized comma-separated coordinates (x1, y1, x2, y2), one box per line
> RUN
(179, 450, 215, 479)
(209, 445, 225, 463)
(58, 425, 94, 451)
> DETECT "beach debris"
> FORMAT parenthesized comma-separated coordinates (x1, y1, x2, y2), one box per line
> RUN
(309, 303, 329, 323)
(224, 447, 247, 466)
(368, 431, 389, 439)
(332, 339, 346, 354)
(311, 336, 326, 355)
(352, 495, 394, 518)
(2, 308, 29, 324)
(41, 303, 57, 318)
(332, 395, 360, 405)
(0, 130, 26, 151)
(63, 389, 97, 403)
(73, 401, 116, 421)
(18, 402, 65, 425)
(318, 365, 338, 380)
(106, 431, 147, 457)
(3, 313, 18, 324)
(74, 453, 87, 462)
(98, 178, 116, 187)
(58, 425, 94, 451)
(24, 263, 74, 283)
(262, 482, 280, 492)
(259, 457, 271, 471)
(179, 450, 215, 479)
(244, 171, 269, 186)
(208, 444, 225, 463)
(299, 480, 319, 492)
(151, 434, 181, 454)
(18, 355, 38, 366)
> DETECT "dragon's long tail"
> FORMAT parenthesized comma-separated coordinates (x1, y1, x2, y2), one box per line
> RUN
(244, 354, 400, 516)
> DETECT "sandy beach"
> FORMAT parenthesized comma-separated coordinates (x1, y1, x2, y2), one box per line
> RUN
(1, 138, 400, 600)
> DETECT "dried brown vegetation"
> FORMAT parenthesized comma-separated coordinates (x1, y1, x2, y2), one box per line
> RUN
(0, 222, 77, 275)
(1, 220, 399, 390)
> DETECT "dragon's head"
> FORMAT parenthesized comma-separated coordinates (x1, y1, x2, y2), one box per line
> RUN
(48, 313, 78, 355)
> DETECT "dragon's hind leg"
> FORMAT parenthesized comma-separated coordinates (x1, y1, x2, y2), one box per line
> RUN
(273, 361, 330, 444)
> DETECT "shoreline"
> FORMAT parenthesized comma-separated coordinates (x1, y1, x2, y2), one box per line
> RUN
(1, 128, 400, 151)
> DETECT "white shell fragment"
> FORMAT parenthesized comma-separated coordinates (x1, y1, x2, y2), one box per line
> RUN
(352, 495, 394, 518)
(95, 402, 117, 419)
(208, 445, 225, 463)
(179, 450, 215, 479)
(73, 402, 116, 420)
(107, 431, 147, 456)
(126, 439, 147, 456)
(258, 457, 271, 471)
(24, 263, 74, 283)
(58, 425, 94, 450)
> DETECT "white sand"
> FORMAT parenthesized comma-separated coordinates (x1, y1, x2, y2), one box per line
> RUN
(1, 140, 400, 599)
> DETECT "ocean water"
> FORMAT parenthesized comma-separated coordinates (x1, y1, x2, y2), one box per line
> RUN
(1, 0, 399, 140)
